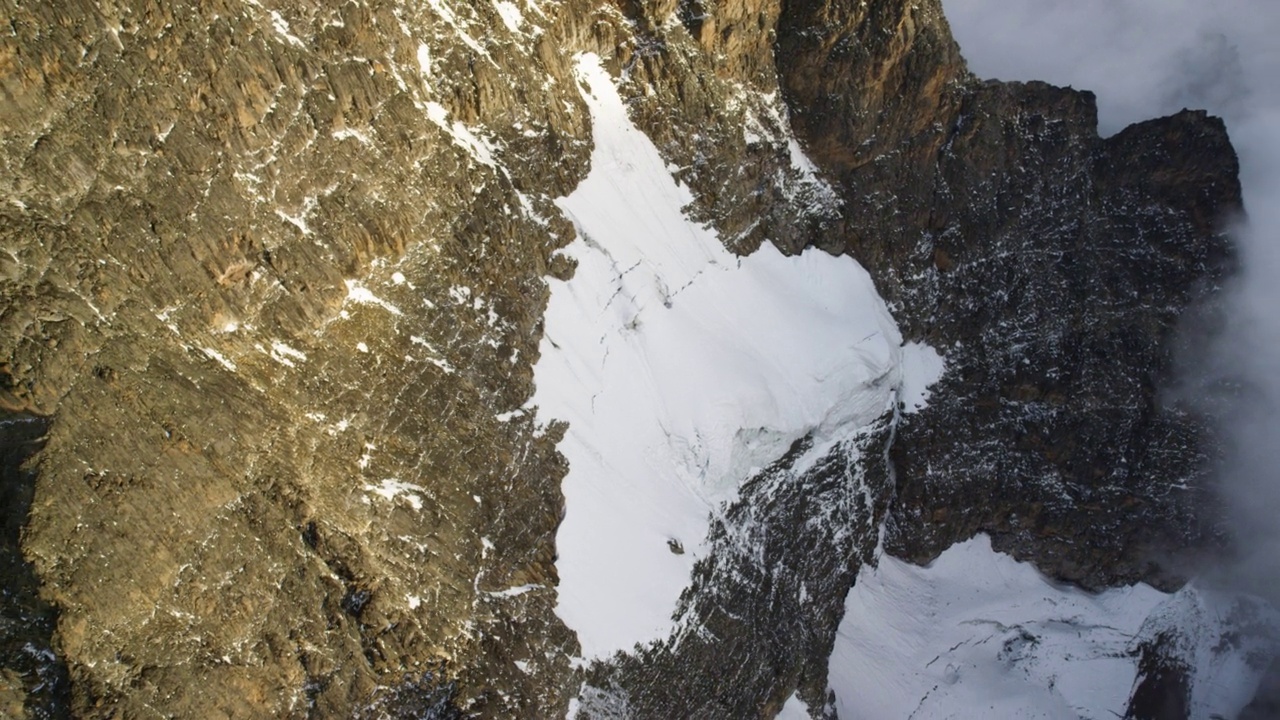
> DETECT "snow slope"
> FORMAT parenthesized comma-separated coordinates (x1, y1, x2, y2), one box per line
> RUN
(531, 54, 939, 661)
(828, 535, 1276, 719)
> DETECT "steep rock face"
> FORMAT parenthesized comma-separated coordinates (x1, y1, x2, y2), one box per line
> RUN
(0, 0, 1242, 718)
(884, 105, 1237, 590)
(776, 0, 966, 206)
(1, 0, 603, 716)
(773, 0, 1238, 589)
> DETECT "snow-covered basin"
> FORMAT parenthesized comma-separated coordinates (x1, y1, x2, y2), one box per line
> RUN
(531, 53, 943, 660)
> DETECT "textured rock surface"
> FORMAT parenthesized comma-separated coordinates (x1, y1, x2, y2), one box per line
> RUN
(1, 1, 600, 715)
(772, 0, 1238, 590)
(0, 0, 1242, 717)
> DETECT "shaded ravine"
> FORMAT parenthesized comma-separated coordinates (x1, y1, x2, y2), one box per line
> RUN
(0, 414, 70, 719)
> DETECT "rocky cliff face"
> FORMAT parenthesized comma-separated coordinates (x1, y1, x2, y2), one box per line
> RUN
(769, 0, 1237, 590)
(0, 0, 1241, 718)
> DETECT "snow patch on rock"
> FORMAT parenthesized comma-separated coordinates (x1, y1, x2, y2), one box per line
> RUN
(425, 102, 499, 168)
(776, 692, 812, 719)
(344, 279, 402, 316)
(364, 479, 424, 511)
(899, 342, 946, 413)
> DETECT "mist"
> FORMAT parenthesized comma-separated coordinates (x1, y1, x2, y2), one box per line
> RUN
(939, 0, 1280, 599)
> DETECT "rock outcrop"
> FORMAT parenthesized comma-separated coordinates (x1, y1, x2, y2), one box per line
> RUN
(0, 0, 1241, 717)
(769, 0, 1237, 590)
